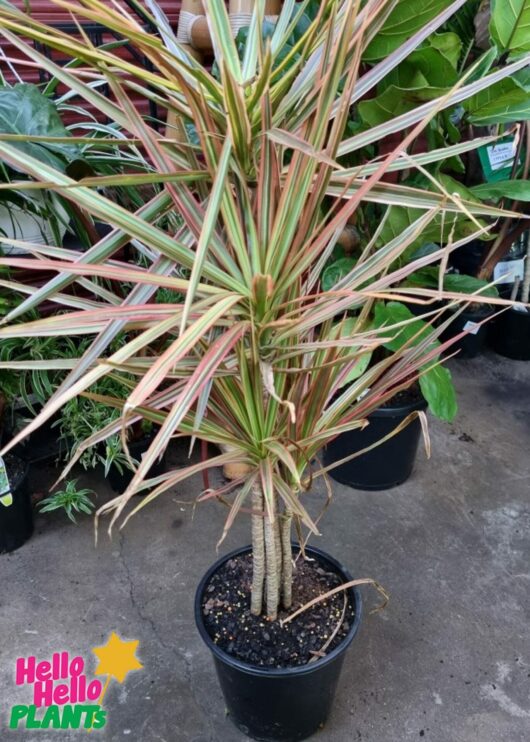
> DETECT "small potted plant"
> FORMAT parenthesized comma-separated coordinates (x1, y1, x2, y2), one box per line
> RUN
(322, 301, 456, 490)
(0, 1, 525, 739)
(402, 264, 501, 358)
(0, 393, 31, 553)
(0, 297, 31, 553)
(57, 375, 167, 493)
(489, 234, 530, 360)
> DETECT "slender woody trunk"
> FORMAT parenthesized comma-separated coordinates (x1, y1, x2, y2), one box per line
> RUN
(250, 482, 265, 616)
(264, 512, 280, 620)
(250, 484, 295, 620)
(274, 495, 282, 607)
(280, 509, 293, 609)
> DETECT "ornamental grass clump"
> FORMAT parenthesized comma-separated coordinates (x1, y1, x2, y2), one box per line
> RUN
(0, 0, 526, 620)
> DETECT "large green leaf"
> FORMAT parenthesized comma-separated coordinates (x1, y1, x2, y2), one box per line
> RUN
(374, 300, 438, 351)
(443, 273, 499, 298)
(381, 33, 460, 91)
(419, 363, 457, 422)
(374, 301, 457, 421)
(0, 84, 76, 172)
(363, 0, 455, 61)
(464, 74, 530, 125)
(430, 31, 462, 69)
(378, 200, 486, 258)
(472, 179, 530, 201)
(321, 257, 357, 291)
(358, 82, 448, 127)
(490, 0, 530, 56)
(405, 267, 500, 297)
(377, 174, 488, 256)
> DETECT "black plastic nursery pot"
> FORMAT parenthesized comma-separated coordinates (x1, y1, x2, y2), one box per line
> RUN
(106, 435, 167, 493)
(488, 306, 530, 360)
(440, 306, 494, 359)
(0, 454, 32, 554)
(195, 545, 362, 742)
(8, 409, 66, 465)
(323, 397, 427, 490)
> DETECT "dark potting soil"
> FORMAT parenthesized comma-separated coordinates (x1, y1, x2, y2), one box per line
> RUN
(202, 552, 355, 669)
(381, 383, 422, 409)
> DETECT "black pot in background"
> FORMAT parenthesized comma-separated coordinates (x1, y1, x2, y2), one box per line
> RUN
(195, 545, 362, 742)
(62, 221, 113, 252)
(106, 435, 167, 493)
(10, 409, 67, 465)
(0, 454, 32, 554)
(449, 240, 488, 276)
(324, 397, 427, 491)
(440, 306, 494, 359)
(488, 306, 530, 360)
(407, 299, 446, 320)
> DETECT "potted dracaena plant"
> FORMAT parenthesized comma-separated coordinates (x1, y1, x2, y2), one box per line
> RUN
(0, 1, 525, 739)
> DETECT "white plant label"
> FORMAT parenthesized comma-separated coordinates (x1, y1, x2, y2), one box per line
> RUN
(486, 141, 517, 171)
(463, 321, 480, 335)
(0, 456, 12, 506)
(493, 258, 525, 284)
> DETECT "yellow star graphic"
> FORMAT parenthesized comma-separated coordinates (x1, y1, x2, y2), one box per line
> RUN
(92, 632, 143, 684)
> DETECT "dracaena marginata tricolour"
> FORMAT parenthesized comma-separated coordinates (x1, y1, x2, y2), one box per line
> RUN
(0, 0, 526, 621)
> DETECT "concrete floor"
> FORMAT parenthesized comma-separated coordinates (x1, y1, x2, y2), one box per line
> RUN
(1, 352, 529, 742)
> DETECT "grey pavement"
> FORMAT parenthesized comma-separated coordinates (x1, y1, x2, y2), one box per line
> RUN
(1, 352, 529, 742)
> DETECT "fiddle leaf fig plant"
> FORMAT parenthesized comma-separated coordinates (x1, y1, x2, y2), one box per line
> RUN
(0, 0, 526, 622)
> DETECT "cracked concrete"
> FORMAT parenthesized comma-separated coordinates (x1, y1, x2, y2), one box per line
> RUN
(0, 352, 529, 741)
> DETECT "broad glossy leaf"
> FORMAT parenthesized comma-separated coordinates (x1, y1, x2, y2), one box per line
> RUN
(359, 82, 448, 127)
(374, 301, 457, 421)
(0, 84, 77, 171)
(363, 0, 455, 61)
(443, 273, 499, 298)
(340, 55, 530, 155)
(381, 34, 460, 91)
(430, 31, 462, 69)
(472, 179, 530, 201)
(378, 174, 488, 255)
(378, 206, 485, 256)
(490, 0, 530, 55)
(374, 301, 439, 352)
(419, 364, 457, 421)
(406, 267, 500, 298)
(321, 257, 357, 291)
(465, 75, 530, 124)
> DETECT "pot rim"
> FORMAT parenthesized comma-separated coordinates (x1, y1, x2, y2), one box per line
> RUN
(195, 543, 362, 679)
(450, 305, 496, 319)
(504, 306, 530, 318)
(369, 396, 427, 418)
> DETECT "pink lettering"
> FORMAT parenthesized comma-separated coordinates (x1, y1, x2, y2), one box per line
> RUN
(33, 680, 54, 707)
(16, 656, 36, 685)
(53, 684, 69, 705)
(35, 661, 52, 682)
(70, 657, 84, 677)
(87, 679, 103, 701)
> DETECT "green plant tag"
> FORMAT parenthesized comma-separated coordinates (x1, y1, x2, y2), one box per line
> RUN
(478, 136, 520, 183)
(0, 456, 12, 506)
